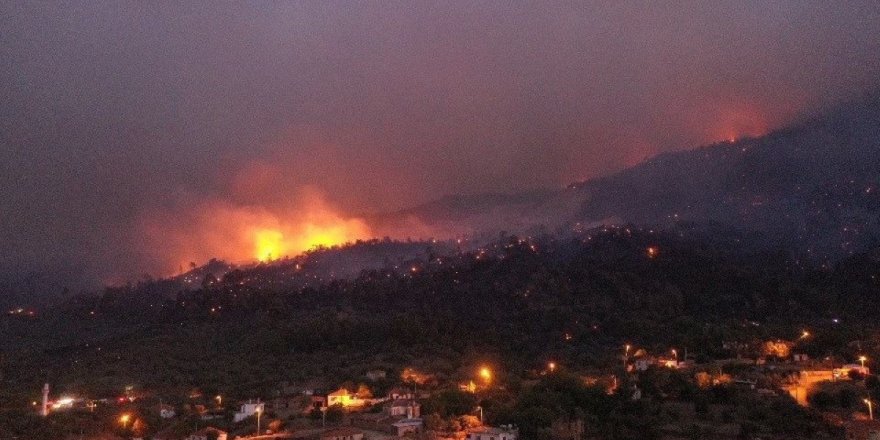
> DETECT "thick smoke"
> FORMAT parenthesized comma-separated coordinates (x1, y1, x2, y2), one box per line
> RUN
(1, 2, 879, 286)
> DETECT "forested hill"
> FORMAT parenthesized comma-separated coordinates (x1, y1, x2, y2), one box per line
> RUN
(3, 227, 880, 401)
(378, 95, 880, 262)
(568, 95, 880, 262)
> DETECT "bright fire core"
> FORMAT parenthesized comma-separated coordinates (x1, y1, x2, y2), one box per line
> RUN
(254, 229, 285, 261)
(251, 218, 370, 262)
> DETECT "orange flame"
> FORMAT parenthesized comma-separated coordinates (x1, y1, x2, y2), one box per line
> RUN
(139, 191, 371, 274)
(254, 228, 284, 261)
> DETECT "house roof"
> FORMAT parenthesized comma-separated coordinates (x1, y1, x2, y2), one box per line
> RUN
(386, 398, 419, 407)
(392, 418, 423, 427)
(327, 388, 351, 397)
(387, 387, 413, 395)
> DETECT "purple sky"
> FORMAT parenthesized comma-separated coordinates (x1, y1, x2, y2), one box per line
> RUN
(2, 2, 879, 285)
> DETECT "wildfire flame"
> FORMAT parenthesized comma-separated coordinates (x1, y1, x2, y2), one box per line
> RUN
(254, 228, 284, 261)
(140, 191, 371, 273)
(251, 218, 370, 263)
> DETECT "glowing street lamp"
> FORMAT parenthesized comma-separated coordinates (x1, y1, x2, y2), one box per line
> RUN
(860, 356, 868, 369)
(548, 362, 556, 373)
(479, 367, 492, 383)
(865, 398, 874, 421)
(215, 395, 222, 406)
(119, 414, 131, 429)
(800, 330, 810, 339)
(255, 405, 263, 435)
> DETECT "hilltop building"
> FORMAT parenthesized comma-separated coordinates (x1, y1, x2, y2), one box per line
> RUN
(233, 400, 264, 423)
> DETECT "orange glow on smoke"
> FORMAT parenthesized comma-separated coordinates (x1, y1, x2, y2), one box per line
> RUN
(140, 191, 372, 273)
(707, 103, 769, 143)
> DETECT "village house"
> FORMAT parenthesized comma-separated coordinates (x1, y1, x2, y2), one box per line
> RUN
(349, 400, 422, 436)
(466, 426, 518, 440)
(633, 357, 654, 371)
(762, 339, 792, 359)
(384, 399, 420, 418)
(158, 403, 176, 419)
(310, 395, 328, 411)
(200, 408, 224, 421)
(387, 387, 415, 400)
(233, 400, 264, 423)
(633, 356, 680, 371)
(365, 369, 387, 381)
(327, 388, 361, 407)
(392, 417, 424, 437)
(836, 364, 871, 379)
(793, 353, 810, 363)
(186, 427, 228, 440)
(320, 427, 364, 440)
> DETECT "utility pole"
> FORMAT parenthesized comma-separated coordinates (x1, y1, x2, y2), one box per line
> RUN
(40, 383, 49, 417)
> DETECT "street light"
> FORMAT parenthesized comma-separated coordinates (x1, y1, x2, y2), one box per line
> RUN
(860, 356, 868, 369)
(865, 398, 874, 421)
(548, 362, 556, 373)
(255, 405, 263, 435)
(800, 330, 810, 339)
(215, 395, 222, 406)
(119, 414, 131, 429)
(476, 405, 483, 423)
(479, 367, 492, 383)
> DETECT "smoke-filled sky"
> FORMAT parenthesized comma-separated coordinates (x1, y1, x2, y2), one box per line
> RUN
(2, 1, 880, 287)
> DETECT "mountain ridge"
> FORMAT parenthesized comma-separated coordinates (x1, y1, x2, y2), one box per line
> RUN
(380, 94, 880, 262)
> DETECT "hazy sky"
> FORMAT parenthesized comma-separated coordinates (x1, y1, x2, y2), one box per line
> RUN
(2, 1, 880, 286)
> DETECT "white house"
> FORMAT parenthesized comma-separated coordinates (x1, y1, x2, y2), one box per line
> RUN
(392, 418, 423, 437)
(365, 369, 387, 381)
(326, 388, 361, 407)
(384, 399, 420, 417)
(466, 426, 518, 440)
(233, 400, 264, 423)
(159, 404, 176, 419)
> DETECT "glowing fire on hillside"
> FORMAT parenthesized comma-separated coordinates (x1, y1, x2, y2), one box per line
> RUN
(706, 102, 771, 143)
(251, 216, 370, 262)
(139, 192, 371, 274)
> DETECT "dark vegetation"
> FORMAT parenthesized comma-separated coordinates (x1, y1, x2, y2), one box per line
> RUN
(2, 226, 880, 438)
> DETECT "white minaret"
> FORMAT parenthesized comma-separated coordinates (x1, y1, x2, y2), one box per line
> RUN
(40, 383, 49, 417)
